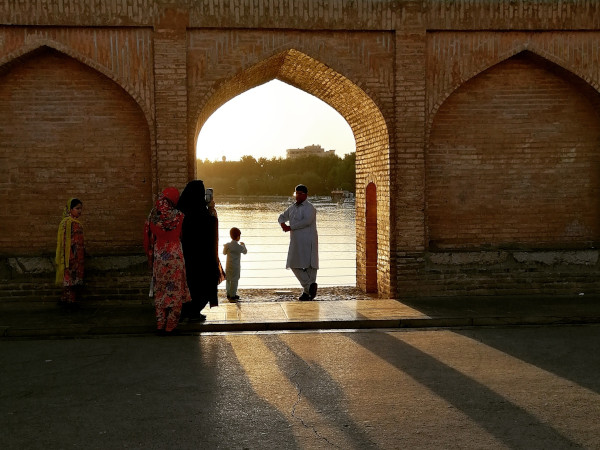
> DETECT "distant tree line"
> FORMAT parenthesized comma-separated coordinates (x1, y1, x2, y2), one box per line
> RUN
(196, 153, 355, 196)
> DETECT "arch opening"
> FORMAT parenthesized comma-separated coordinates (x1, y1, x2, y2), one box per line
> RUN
(193, 49, 391, 296)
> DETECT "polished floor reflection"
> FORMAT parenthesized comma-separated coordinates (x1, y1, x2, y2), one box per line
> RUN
(201, 299, 424, 323)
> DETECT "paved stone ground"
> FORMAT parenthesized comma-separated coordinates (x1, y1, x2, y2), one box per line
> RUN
(3, 327, 600, 449)
(228, 286, 376, 303)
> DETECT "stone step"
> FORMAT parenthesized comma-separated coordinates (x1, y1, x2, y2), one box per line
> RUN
(1, 255, 150, 303)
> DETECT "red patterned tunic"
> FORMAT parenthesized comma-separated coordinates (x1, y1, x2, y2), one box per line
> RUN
(149, 223, 191, 310)
(63, 220, 85, 288)
(144, 193, 191, 332)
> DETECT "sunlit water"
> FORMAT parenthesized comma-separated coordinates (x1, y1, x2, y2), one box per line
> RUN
(215, 196, 356, 289)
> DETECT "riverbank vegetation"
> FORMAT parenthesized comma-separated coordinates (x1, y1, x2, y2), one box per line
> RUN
(196, 153, 355, 196)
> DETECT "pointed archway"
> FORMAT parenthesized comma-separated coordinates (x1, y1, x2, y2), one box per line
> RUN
(193, 49, 391, 296)
(0, 46, 153, 255)
(427, 51, 600, 251)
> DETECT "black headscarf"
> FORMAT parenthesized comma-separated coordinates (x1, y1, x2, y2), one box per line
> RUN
(177, 180, 219, 311)
(177, 180, 208, 218)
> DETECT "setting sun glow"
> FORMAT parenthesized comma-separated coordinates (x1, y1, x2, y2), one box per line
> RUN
(196, 80, 356, 162)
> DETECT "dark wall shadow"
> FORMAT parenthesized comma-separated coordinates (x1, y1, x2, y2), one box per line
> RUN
(456, 324, 600, 395)
(0, 336, 300, 449)
(346, 332, 579, 449)
(263, 335, 382, 449)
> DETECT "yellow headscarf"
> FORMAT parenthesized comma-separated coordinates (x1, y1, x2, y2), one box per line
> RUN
(55, 198, 82, 286)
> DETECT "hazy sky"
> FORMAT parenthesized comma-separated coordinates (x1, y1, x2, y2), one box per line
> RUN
(196, 80, 356, 161)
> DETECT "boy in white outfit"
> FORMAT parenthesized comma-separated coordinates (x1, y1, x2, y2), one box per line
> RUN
(223, 227, 247, 302)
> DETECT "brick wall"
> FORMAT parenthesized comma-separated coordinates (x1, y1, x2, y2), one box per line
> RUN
(0, 48, 152, 256)
(154, 7, 190, 188)
(427, 52, 600, 250)
(415, 28, 600, 298)
(2, 1, 600, 299)
(392, 1, 427, 298)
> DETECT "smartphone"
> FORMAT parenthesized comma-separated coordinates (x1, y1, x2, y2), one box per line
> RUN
(205, 188, 213, 203)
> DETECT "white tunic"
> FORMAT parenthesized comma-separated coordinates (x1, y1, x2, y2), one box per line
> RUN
(278, 200, 319, 270)
(223, 240, 247, 280)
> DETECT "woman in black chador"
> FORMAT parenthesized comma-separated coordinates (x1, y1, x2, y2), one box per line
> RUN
(177, 180, 223, 321)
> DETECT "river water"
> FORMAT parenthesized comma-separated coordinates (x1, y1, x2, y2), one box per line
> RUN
(215, 196, 356, 289)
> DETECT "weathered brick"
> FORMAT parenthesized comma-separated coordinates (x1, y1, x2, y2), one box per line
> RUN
(1, 1, 600, 299)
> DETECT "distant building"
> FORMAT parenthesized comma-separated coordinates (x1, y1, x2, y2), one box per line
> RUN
(286, 144, 335, 159)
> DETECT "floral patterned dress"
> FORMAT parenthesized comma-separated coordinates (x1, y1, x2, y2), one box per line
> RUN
(56, 215, 85, 304)
(63, 221, 85, 288)
(144, 194, 191, 332)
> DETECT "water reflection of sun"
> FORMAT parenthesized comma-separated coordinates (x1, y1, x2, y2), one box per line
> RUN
(216, 196, 355, 289)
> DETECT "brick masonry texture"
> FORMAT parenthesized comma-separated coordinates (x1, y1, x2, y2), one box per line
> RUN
(0, 48, 152, 256)
(427, 52, 600, 250)
(1, 0, 600, 300)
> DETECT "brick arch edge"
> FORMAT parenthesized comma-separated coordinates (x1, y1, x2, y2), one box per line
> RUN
(426, 47, 600, 146)
(0, 40, 154, 130)
(192, 48, 392, 296)
(0, 40, 159, 197)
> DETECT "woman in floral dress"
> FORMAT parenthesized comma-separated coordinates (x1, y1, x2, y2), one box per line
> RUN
(144, 187, 191, 334)
(55, 198, 85, 306)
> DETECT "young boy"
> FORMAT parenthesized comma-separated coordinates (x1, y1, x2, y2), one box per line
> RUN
(223, 227, 247, 302)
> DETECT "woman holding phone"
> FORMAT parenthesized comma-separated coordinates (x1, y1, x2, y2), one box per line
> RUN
(177, 180, 224, 321)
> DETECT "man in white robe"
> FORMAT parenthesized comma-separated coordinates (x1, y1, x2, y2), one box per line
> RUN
(278, 184, 319, 300)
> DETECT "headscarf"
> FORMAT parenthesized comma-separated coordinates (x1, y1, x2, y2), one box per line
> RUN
(162, 187, 180, 206)
(148, 187, 182, 232)
(144, 187, 183, 266)
(177, 180, 209, 218)
(55, 198, 83, 285)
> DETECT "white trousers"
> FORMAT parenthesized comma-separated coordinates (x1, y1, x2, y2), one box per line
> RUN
(291, 267, 318, 293)
(226, 278, 239, 298)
